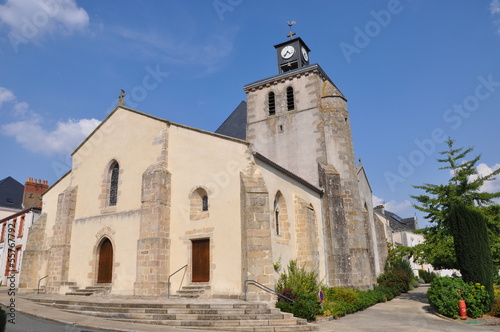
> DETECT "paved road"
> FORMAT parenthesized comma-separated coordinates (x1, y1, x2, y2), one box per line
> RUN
(316, 285, 498, 332)
(5, 311, 105, 332)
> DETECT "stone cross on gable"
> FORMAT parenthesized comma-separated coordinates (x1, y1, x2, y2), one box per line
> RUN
(118, 89, 125, 107)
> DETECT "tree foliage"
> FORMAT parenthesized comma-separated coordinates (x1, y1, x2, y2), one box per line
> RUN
(449, 201, 494, 301)
(411, 138, 500, 275)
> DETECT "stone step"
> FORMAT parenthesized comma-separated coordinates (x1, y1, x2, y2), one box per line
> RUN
(33, 298, 269, 310)
(64, 309, 287, 321)
(31, 298, 318, 331)
(65, 292, 93, 296)
(110, 318, 304, 328)
(46, 303, 281, 315)
(187, 326, 318, 332)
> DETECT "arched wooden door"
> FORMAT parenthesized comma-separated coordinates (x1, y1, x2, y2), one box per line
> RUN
(97, 238, 113, 283)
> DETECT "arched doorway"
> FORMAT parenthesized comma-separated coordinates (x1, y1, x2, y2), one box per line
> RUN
(97, 238, 113, 283)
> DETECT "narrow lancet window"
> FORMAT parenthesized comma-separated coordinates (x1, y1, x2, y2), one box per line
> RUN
(286, 87, 294, 111)
(202, 195, 208, 211)
(268, 92, 276, 115)
(109, 163, 119, 206)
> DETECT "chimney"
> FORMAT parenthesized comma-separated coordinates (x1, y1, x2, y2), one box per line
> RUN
(22, 178, 49, 208)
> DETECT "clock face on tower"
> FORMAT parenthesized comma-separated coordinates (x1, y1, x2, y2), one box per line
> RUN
(281, 45, 295, 59)
(301, 47, 308, 61)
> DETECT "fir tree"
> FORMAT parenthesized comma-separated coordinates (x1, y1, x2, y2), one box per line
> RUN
(411, 138, 499, 297)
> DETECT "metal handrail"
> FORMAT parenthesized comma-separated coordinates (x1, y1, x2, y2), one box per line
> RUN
(244, 279, 295, 303)
(167, 264, 187, 298)
(37, 275, 49, 294)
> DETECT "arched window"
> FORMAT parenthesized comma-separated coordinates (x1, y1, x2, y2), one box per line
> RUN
(109, 162, 119, 206)
(286, 86, 294, 111)
(268, 91, 276, 115)
(190, 187, 209, 220)
(274, 197, 280, 236)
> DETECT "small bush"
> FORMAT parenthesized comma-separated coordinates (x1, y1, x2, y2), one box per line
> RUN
(418, 270, 438, 283)
(373, 284, 395, 301)
(377, 269, 411, 296)
(490, 287, 500, 317)
(428, 277, 491, 319)
(275, 260, 321, 321)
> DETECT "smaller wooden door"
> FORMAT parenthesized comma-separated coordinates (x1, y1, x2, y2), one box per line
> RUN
(97, 238, 113, 283)
(192, 239, 210, 282)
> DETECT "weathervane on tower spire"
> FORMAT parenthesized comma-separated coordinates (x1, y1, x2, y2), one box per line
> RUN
(287, 21, 296, 40)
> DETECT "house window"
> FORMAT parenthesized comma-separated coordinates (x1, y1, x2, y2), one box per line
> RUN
(286, 87, 294, 111)
(268, 91, 276, 115)
(17, 215, 25, 238)
(0, 223, 5, 243)
(109, 162, 119, 206)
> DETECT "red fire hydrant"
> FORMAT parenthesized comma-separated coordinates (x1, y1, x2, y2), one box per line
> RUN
(458, 300, 467, 319)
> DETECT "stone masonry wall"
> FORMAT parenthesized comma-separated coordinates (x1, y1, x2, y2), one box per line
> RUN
(46, 186, 78, 293)
(18, 213, 48, 291)
(319, 81, 376, 287)
(294, 195, 320, 271)
(318, 163, 352, 286)
(240, 170, 274, 302)
(134, 162, 171, 296)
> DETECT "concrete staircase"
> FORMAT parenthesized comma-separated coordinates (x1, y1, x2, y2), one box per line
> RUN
(30, 298, 318, 331)
(65, 284, 112, 296)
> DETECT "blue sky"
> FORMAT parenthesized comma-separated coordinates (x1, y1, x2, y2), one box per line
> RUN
(1, 0, 499, 228)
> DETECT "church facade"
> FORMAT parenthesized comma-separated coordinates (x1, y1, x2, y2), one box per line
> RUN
(19, 37, 387, 300)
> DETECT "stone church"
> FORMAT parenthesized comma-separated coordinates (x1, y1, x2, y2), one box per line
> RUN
(19, 36, 387, 300)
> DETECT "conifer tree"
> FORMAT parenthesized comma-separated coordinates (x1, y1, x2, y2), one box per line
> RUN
(411, 138, 499, 296)
(449, 201, 494, 303)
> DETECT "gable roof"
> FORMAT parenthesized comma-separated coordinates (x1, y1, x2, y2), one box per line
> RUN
(72, 105, 248, 157)
(215, 101, 247, 140)
(0, 176, 24, 209)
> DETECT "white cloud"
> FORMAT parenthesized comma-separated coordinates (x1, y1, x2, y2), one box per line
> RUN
(2, 117, 100, 155)
(491, 0, 500, 34)
(372, 194, 412, 216)
(476, 162, 500, 193)
(491, 0, 500, 15)
(0, 87, 15, 107)
(0, 86, 100, 155)
(0, 0, 89, 38)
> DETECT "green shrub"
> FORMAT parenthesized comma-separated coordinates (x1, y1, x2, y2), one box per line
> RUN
(275, 260, 320, 321)
(377, 268, 411, 296)
(0, 307, 5, 332)
(373, 284, 395, 301)
(490, 287, 500, 317)
(428, 277, 491, 319)
(418, 270, 438, 283)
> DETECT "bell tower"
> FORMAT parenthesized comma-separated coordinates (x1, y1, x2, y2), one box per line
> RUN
(244, 30, 378, 289)
(274, 22, 310, 73)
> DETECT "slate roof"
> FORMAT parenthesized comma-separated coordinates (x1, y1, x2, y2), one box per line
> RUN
(384, 210, 416, 232)
(0, 177, 24, 210)
(214, 101, 247, 140)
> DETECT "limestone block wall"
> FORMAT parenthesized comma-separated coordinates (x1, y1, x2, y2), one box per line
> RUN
(18, 213, 48, 291)
(294, 196, 320, 271)
(318, 163, 352, 287)
(134, 162, 171, 296)
(46, 186, 78, 293)
(240, 170, 275, 302)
